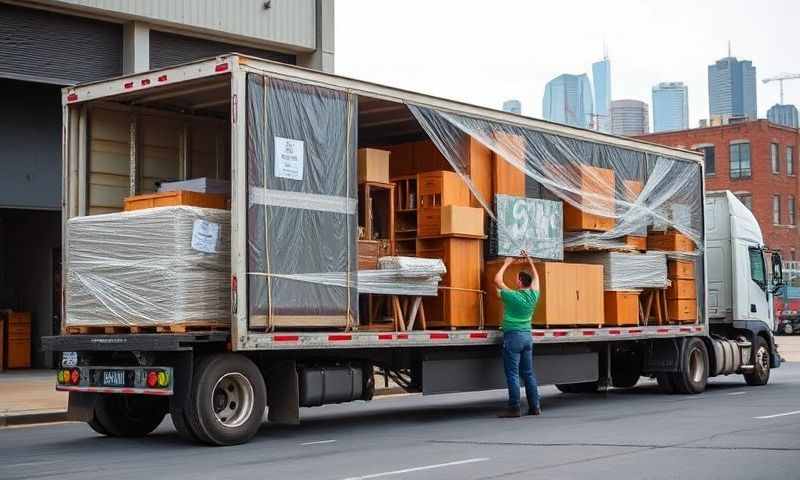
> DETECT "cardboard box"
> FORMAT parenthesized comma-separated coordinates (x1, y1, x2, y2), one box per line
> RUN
(667, 279, 696, 300)
(647, 231, 695, 252)
(668, 299, 697, 322)
(358, 148, 390, 184)
(441, 205, 484, 236)
(604, 291, 640, 326)
(124, 191, 228, 211)
(668, 260, 695, 279)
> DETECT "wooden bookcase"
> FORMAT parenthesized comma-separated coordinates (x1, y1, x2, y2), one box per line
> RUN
(392, 175, 418, 256)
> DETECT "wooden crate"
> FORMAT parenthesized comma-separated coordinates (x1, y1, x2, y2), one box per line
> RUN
(668, 259, 695, 279)
(484, 261, 604, 328)
(647, 231, 695, 252)
(6, 312, 31, 369)
(667, 279, 696, 300)
(564, 206, 615, 232)
(417, 237, 482, 328)
(624, 235, 647, 251)
(668, 299, 697, 322)
(124, 190, 228, 211)
(604, 291, 640, 326)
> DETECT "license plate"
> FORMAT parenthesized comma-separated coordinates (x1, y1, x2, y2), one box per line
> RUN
(102, 370, 125, 387)
(62, 352, 78, 368)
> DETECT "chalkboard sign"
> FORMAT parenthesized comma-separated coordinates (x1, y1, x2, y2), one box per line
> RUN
(495, 194, 563, 260)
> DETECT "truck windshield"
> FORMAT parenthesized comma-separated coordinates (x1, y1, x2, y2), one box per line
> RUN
(750, 247, 767, 289)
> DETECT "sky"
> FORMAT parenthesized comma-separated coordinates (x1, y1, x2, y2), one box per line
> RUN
(335, 0, 800, 130)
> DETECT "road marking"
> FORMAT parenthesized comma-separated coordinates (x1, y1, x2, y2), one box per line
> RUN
(340, 457, 490, 480)
(301, 439, 337, 446)
(727, 391, 747, 396)
(754, 410, 800, 419)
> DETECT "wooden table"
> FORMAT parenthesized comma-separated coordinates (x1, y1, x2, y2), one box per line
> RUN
(368, 294, 427, 332)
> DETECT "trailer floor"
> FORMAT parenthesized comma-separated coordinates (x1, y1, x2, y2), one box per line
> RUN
(2, 363, 800, 480)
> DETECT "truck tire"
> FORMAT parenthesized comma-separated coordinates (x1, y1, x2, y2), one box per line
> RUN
(170, 404, 206, 443)
(744, 336, 771, 386)
(186, 354, 266, 446)
(93, 394, 168, 437)
(671, 337, 709, 394)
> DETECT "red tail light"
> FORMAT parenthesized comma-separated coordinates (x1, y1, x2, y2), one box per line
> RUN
(157, 75, 168, 82)
(70, 369, 80, 385)
(146, 371, 158, 388)
(215, 63, 229, 72)
(123, 81, 134, 89)
(66, 93, 78, 102)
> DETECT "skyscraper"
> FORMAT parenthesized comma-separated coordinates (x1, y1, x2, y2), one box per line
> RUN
(708, 56, 757, 120)
(652, 82, 689, 132)
(502, 99, 522, 114)
(542, 74, 594, 129)
(610, 99, 649, 136)
(767, 104, 799, 128)
(592, 57, 611, 132)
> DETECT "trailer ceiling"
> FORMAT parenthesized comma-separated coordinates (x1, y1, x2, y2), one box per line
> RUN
(96, 76, 231, 118)
(358, 96, 426, 146)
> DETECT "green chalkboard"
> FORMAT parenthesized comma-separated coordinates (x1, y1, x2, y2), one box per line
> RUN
(495, 194, 563, 260)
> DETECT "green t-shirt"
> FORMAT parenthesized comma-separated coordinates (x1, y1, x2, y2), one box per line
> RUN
(500, 288, 540, 331)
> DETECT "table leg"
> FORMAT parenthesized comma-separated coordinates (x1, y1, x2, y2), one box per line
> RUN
(407, 296, 422, 331)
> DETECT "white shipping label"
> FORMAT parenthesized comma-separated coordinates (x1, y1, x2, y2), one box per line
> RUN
(62, 351, 78, 368)
(274, 137, 305, 181)
(191, 219, 220, 253)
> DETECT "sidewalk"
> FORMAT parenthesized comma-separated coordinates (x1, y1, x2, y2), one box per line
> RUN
(0, 370, 68, 427)
(777, 335, 800, 362)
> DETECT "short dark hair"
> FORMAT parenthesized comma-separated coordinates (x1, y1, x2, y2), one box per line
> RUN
(518, 271, 533, 288)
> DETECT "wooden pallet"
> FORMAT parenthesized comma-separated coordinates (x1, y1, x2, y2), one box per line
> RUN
(65, 324, 228, 335)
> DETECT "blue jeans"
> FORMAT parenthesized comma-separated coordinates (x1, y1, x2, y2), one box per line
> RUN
(502, 330, 540, 409)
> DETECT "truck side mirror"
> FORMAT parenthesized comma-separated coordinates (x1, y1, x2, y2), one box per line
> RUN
(771, 252, 784, 294)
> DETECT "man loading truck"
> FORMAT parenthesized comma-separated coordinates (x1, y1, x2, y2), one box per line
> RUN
(493, 251, 542, 418)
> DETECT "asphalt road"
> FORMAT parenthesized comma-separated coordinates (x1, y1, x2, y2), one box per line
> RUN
(2, 364, 800, 480)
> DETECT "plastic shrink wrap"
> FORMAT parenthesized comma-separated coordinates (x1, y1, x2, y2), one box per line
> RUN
(567, 252, 668, 290)
(65, 206, 230, 327)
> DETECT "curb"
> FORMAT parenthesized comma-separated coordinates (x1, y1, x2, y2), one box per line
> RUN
(0, 410, 68, 427)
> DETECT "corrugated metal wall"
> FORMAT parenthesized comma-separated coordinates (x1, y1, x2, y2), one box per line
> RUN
(150, 30, 295, 70)
(0, 3, 122, 84)
(44, 0, 316, 50)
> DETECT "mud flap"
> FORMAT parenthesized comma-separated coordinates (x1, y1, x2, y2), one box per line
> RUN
(265, 360, 300, 425)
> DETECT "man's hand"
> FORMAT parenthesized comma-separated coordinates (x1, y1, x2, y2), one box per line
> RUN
(503, 256, 515, 267)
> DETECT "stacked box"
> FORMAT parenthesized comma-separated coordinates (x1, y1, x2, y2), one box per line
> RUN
(667, 259, 697, 322)
(66, 206, 231, 327)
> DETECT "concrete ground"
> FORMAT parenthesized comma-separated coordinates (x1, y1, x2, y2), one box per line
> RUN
(777, 334, 800, 362)
(1, 362, 799, 479)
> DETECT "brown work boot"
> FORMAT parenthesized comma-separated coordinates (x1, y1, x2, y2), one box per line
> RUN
(526, 406, 542, 416)
(497, 406, 522, 418)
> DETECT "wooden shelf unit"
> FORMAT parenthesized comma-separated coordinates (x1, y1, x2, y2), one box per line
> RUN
(392, 175, 418, 256)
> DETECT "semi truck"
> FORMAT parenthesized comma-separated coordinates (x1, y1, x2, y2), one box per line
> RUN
(43, 54, 783, 446)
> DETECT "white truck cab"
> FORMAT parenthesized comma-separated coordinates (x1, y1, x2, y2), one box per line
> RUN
(705, 191, 783, 383)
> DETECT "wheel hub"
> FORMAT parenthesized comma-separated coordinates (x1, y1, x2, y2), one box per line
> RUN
(211, 373, 254, 428)
(689, 348, 703, 383)
(756, 346, 769, 371)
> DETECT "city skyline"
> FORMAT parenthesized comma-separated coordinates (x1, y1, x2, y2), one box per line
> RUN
(708, 56, 757, 120)
(337, 1, 800, 127)
(542, 73, 594, 128)
(653, 82, 689, 132)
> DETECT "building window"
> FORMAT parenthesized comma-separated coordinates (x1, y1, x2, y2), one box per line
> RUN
(773, 194, 781, 225)
(730, 143, 751, 179)
(790, 196, 796, 225)
(697, 146, 715, 175)
(788, 146, 795, 176)
(771, 143, 780, 173)
(736, 193, 753, 211)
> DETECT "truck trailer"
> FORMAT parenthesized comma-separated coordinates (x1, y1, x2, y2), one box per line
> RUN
(43, 54, 783, 445)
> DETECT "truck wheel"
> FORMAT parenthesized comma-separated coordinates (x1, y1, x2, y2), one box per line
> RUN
(783, 323, 793, 335)
(170, 404, 206, 443)
(186, 354, 266, 446)
(672, 337, 709, 394)
(93, 394, 168, 437)
(744, 336, 771, 386)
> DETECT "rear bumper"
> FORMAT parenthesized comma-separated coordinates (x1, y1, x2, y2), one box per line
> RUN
(57, 385, 172, 396)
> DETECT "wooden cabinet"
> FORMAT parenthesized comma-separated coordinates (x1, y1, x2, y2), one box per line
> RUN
(4, 312, 31, 369)
(648, 231, 695, 252)
(392, 175, 418, 256)
(668, 259, 695, 279)
(604, 291, 640, 326)
(492, 132, 526, 197)
(483, 261, 604, 328)
(417, 171, 470, 238)
(124, 191, 228, 211)
(417, 238, 482, 328)
(564, 165, 615, 232)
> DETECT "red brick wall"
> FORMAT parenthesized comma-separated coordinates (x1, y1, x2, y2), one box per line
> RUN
(638, 120, 800, 258)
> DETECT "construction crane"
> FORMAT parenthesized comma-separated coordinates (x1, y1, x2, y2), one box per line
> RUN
(763, 73, 800, 104)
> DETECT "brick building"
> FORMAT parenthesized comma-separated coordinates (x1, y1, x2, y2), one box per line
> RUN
(638, 120, 800, 258)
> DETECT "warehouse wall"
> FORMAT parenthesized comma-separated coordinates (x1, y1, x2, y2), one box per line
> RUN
(29, 0, 317, 51)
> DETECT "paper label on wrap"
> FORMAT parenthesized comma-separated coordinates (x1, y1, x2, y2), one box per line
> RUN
(274, 136, 305, 180)
(191, 219, 220, 253)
